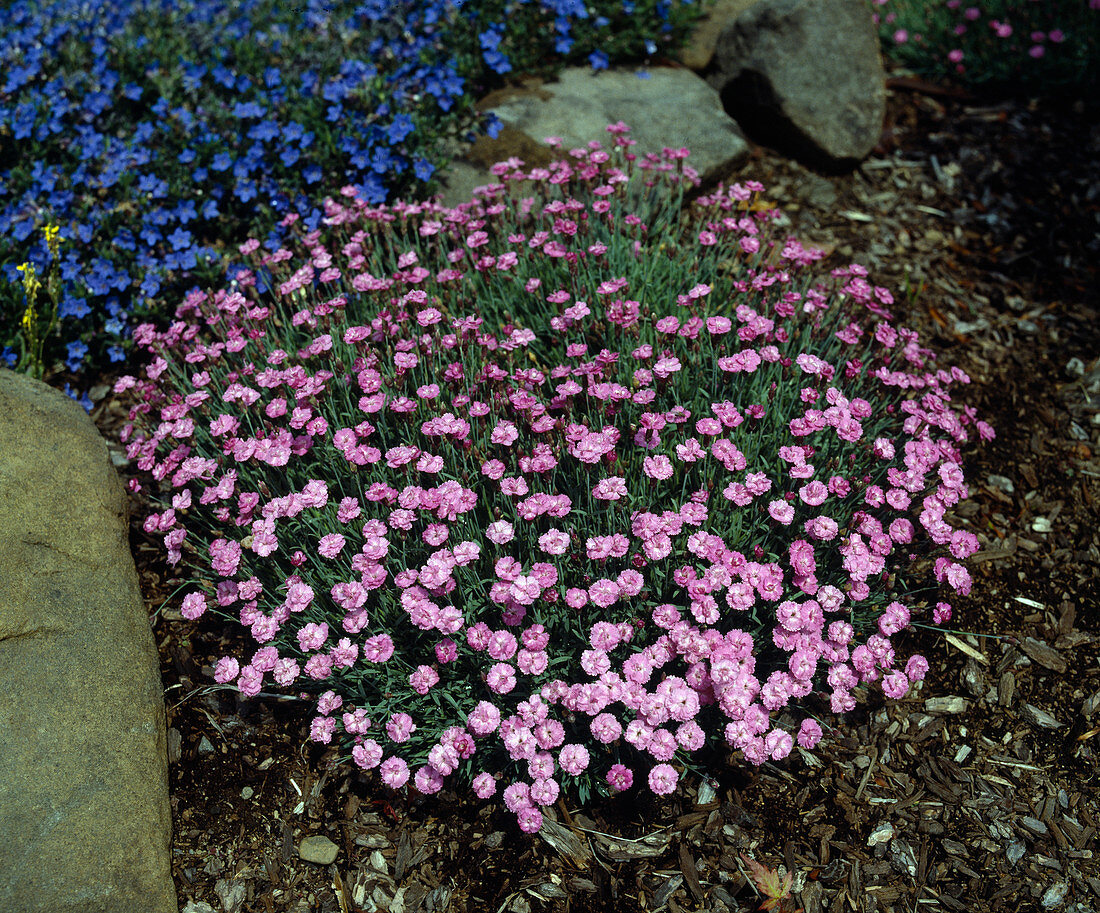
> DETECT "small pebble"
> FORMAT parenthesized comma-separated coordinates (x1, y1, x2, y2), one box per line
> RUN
(299, 835, 339, 865)
(987, 474, 1015, 494)
(1006, 840, 1027, 865)
(1065, 357, 1085, 379)
(240, 786, 253, 800)
(197, 735, 215, 756)
(1031, 517, 1053, 534)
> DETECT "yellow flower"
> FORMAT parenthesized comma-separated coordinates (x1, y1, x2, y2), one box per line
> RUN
(16, 261, 40, 303)
(44, 224, 63, 257)
(21, 303, 37, 335)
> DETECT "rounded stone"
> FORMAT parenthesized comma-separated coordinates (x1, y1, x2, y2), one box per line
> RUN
(299, 834, 339, 865)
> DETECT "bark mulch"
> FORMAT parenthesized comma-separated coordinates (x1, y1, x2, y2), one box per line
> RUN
(91, 78, 1100, 913)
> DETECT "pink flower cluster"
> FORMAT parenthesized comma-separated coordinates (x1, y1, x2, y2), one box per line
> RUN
(118, 125, 990, 835)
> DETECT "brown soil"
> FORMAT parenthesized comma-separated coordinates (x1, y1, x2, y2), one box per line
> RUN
(94, 76, 1100, 913)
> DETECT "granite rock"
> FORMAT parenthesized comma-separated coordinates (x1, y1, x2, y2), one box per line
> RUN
(0, 369, 176, 913)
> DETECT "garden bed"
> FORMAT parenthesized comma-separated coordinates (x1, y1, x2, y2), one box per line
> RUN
(91, 83, 1100, 913)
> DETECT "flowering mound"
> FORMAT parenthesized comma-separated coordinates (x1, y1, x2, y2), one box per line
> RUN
(118, 126, 991, 834)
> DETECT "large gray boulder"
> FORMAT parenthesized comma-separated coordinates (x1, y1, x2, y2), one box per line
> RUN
(707, 0, 886, 169)
(438, 66, 750, 208)
(0, 370, 176, 913)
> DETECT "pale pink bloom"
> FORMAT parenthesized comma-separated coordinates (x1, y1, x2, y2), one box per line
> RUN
(386, 712, 415, 742)
(648, 763, 678, 795)
(214, 657, 239, 683)
(643, 454, 674, 480)
(472, 773, 497, 798)
(516, 806, 542, 834)
(588, 578, 621, 608)
(797, 719, 823, 749)
(181, 591, 207, 620)
(352, 739, 383, 769)
(538, 528, 570, 555)
(487, 663, 517, 694)
(317, 533, 345, 558)
(591, 713, 623, 743)
(486, 520, 514, 545)
(297, 622, 328, 651)
(768, 500, 795, 525)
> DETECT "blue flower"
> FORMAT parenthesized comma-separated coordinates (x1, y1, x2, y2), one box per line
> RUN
(175, 200, 198, 224)
(414, 158, 434, 181)
(66, 340, 88, 371)
(59, 296, 91, 320)
(210, 152, 232, 172)
(484, 49, 512, 75)
(234, 180, 257, 202)
(108, 345, 126, 363)
(589, 50, 610, 71)
(479, 27, 503, 51)
(387, 114, 415, 145)
(168, 227, 192, 251)
(63, 384, 94, 414)
(302, 164, 322, 184)
(1, 347, 17, 368)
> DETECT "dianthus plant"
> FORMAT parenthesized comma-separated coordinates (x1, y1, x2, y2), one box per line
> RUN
(117, 125, 992, 835)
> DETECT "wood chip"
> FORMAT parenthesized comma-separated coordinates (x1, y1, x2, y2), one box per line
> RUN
(944, 633, 988, 664)
(1021, 703, 1064, 729)
(592, 831, 671, 862)
(1020, 637, 1068, 673)
(678, 842, 705, 903)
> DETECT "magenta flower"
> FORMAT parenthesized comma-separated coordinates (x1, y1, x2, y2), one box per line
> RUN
(606, 764, 634, 792)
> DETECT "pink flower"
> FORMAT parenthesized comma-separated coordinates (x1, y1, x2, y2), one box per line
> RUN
(386, 712, 416, 742)
(486, 520, 514, 545)
(797, 719, 823, 749)
(768, 500, 794, 525)
(648, 763, 678, 795)
(317, 533, 345, 558)
(590, 712, 623, 743)
(558, 744, 590, 775)
(214, 657, 239, 683)
(352, 739, 383, 769)
(516, 805, 543, 834)
(487, 662, 517, 694)
(181, 591, 207, 620)
(592, 476, 628, 500)
(606, 763, 634, 792)
(538, 528, 570, 555)
(643, 454, 674, 480)
(799, 480, 828, 506)
(529, 777, 560, 806)
(467, 701, 501, 736)
(472, 772, 497, 798)
(588, 578, 621, 608)
(297, 622, 328, 651)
